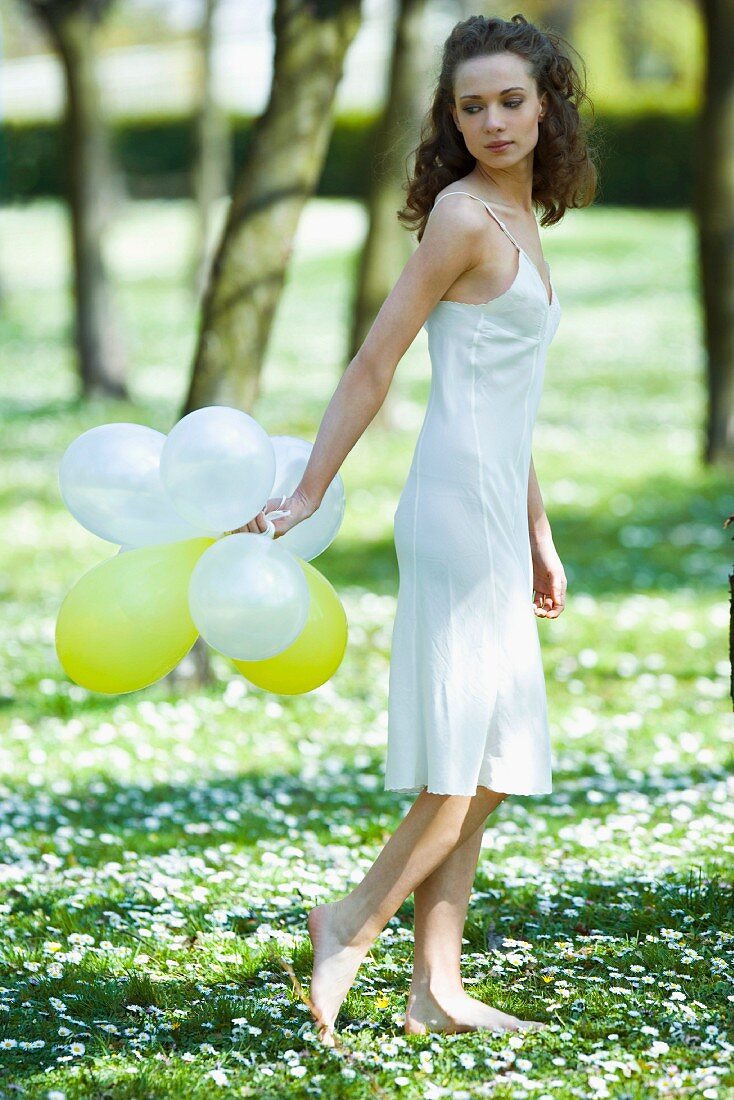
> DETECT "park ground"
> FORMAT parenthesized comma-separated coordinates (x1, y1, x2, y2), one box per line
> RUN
(0, 198, 732, 1097)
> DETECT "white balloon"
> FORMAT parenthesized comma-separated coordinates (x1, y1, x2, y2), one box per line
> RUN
(59, 424, 214, 547)
(188, 533, 309, 661)
(269, 436, 346, 561)
(161, 406, 276, 533)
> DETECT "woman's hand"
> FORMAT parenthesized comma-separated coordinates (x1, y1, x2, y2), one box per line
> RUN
(531, 536, 567, 618)
(231, 487, 317, 539)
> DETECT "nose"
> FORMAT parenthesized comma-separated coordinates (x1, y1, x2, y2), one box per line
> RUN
(482, 114, 505, 133)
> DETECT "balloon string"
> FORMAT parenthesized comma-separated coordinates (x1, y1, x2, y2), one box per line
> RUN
(263, 493, 291, 520)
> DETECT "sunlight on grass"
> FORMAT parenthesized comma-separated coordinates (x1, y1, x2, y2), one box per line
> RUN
(0, 198, 731, 1098)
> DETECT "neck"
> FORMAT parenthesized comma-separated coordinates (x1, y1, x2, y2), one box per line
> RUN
(473, 161, 533, 213)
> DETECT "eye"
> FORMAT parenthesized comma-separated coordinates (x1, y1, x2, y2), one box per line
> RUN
(463, 99, 524, 113)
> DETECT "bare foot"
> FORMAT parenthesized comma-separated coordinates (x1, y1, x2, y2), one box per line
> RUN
(404, 986, 547, 1035)
(307, 901, 373, 1043)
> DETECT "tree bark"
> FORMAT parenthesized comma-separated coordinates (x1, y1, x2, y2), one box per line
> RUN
(167, 0, 230, 692)
(538, 0, 579, 40)
(46, 9, 128, 398)
(191, 0, 230, 299)
(347, 0, 429, 431)
(730, 565, 733, 707)
(182, 0, 362, 416)
(456, 0, 578, 39)
(697, 0, 734, 465)
(160, 636, 213, 694)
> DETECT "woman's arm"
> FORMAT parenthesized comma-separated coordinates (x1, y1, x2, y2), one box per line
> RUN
(527, 454, 553, 548)
(528, 454, 566, 617)
(295, 198, 489, 512)
(296, 357, 393, 513)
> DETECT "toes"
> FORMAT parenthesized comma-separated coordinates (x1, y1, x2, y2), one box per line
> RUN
(317, 1024, 336, 1047)
(517, 1018, 546, 1031)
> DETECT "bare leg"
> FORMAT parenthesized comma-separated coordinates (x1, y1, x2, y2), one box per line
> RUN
(406, 807, 536, 1033)
(407, 821, 484, 1010)
(307, 785, 543, 1040)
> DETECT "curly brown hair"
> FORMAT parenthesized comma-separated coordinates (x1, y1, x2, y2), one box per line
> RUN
(398, 13, 599, 241)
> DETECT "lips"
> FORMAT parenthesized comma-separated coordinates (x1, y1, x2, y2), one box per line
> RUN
(487, 142, 511, 149)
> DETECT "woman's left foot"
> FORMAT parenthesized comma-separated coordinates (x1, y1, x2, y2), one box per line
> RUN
(307, 901, 373, 1040)
(405, 986, 547, 1035)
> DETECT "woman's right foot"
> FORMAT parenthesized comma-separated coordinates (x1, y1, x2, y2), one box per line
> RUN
(404, 986, 547, 1035)
(307, 901, 373, 1042)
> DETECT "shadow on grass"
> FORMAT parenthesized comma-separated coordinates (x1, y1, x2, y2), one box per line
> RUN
(0, 853, 732, 1086)
(1, 755, 731, 882)
(0, 764, 402, 882)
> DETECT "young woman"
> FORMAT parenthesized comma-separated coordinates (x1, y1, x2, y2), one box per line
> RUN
(243, 13, 597, 1042)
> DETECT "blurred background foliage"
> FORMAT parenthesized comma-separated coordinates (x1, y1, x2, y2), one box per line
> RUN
(0, 0, 704, 205)
(1, 108, 698, 207)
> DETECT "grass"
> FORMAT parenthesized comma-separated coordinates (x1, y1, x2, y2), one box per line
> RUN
(0, 196, 732, 1098)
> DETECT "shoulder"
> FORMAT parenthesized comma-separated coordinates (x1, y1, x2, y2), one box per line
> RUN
(421, 190, 489, 260)
(428, 188, 489, 228)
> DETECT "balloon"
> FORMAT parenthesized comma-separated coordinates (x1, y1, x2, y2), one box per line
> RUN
(188, 533, 310, 661)
(55, 537, 215, 694)
(232, 557, 347, 694)
(58, 423, 214, 547)
(160, 406, 276, 533)
(269, 436, 345, 561)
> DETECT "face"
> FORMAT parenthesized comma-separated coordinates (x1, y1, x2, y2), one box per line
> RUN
(451, 53, 546, 166)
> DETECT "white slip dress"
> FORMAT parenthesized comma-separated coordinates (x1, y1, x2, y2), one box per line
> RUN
(384, 190, 562, 797)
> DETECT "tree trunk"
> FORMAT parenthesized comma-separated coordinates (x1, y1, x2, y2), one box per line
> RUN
(191, 0, 230, 299)
(729, 563, 734, 708)
(726, 514, 734, 708)
(456, 0, 578, 39)
(50, 11, 128, 399)
(182, 0, 362, 416)
(161, 636, 213, 694)
(697, 0, 734, 465)
(539, 0, 579, 41)
(347, 0, 429, 431)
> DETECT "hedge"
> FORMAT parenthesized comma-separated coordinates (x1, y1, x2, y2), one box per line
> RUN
(0, 107, 697, 207)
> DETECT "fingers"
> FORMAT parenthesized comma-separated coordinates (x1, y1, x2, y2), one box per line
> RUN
(264, 495, 295, 539)
(233, 497, 297, 539)
(532, 590, 565, 617)
(546, 583, 566, 617)
(236, 510, 268, 534)
(264, 495, 286, 512)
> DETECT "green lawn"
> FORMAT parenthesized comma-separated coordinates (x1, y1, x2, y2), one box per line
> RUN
(0, 198, 731, 1099)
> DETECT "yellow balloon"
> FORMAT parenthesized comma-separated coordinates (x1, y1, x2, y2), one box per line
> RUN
(232, 557, 347, 694)
(55, 537, 216, 694)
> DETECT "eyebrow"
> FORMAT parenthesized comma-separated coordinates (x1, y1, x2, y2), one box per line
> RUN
(459, 87, 526, 99)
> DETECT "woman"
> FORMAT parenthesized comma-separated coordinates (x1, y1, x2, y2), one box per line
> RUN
(241, 13, 597, 1041)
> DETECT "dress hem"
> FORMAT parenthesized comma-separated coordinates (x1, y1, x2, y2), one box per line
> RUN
(384, 782, 552, 797)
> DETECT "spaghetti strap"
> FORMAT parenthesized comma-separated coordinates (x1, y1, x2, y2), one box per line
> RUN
(431, 190, 521, 251)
